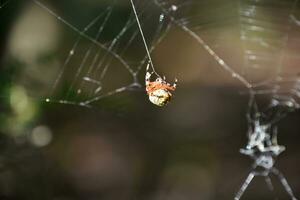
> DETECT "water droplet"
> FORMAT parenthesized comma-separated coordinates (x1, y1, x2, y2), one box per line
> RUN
(159, 14, 165, 22)
(171, 5, 178, 11)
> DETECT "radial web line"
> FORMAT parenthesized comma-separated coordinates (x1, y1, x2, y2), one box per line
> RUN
(50, 6, 113, 96)
(32, 0, 133, 77)
(28, 0, 144, 107)
(97, 16, 135, 80)
(154, 0, 253, 90)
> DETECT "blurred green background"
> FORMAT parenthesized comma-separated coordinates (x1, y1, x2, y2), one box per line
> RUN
(0, 0, 299, 200)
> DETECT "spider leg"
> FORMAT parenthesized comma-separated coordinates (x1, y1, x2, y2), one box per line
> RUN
(146, 63, 150, 72)
(265, 176, 274, 192)
(163, 76, 171, 87)
(145, 63, 154, 80)
(271, 168, 298, 200)
(145, 68, 155, 87)
(145, 72, 153, 85)
(172, 78, 178, 89)
(235, 171, 256, 200)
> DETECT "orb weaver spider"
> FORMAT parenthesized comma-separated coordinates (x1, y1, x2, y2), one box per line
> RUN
(145, 65, 177, 106)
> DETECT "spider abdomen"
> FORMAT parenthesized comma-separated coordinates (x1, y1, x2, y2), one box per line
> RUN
(148, 89, 172, 106)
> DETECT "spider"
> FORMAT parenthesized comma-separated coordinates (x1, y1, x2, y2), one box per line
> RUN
(145, 65, 177, 106)
(236, 120, 297, 200)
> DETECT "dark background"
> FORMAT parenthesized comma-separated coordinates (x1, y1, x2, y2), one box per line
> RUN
(0, 0, 299, 200)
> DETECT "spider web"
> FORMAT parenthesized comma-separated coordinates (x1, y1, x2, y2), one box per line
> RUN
(1, 0, 171, 108)
(1, 0, 300, 198)
(155, 0, 299, 199)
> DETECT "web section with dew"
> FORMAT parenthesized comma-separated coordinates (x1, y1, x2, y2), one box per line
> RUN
(0, 0, 172, 108)
(155, 0, 299, 199)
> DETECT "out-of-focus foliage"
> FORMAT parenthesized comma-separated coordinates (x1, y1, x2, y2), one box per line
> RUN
(0, 0, 299, 200)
